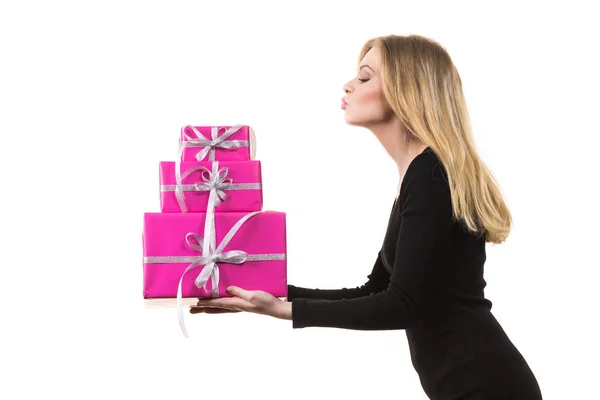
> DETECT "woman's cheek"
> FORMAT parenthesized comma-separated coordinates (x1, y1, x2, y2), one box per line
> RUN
(362, 86, 388, 115)
(360, 87, 377, 101)
(363, 85, 386, 106)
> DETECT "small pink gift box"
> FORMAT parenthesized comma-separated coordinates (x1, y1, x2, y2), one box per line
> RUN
(179, 125, 255, 162)
(159, 160, 263, 213)
(142, 211, 287, 299)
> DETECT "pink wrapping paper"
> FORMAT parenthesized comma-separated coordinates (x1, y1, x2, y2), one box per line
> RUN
(180, 125, 253, 162)
(142, 211, 287, 299)
(159, 161, 263, 212)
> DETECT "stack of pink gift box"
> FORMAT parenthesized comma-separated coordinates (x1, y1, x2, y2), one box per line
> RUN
(142, 125, 287, 338)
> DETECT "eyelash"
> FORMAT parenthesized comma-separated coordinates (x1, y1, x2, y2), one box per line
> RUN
(358, 78, 369, 83)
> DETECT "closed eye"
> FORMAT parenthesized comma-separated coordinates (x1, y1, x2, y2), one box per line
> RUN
(358, 78, 370, 83)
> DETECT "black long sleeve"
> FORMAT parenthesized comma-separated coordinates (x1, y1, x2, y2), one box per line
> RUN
(286, 251, 390, 301)
(286, 148, 544, 398)
(290, 152, 454, 330)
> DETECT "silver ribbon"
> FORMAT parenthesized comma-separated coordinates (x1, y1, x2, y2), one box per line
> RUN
(167, 161, 262, 213)
(143, 210, 287, 338)
(178, 125, 250, 162)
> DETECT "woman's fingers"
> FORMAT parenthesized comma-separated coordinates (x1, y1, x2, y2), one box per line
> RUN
(205, 308, 242, 313)
(189, 306, 242, 314)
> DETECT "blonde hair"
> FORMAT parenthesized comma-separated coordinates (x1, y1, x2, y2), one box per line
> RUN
(359, 34, 511, 244)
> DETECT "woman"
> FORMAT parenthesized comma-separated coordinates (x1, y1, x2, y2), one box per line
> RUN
(192, 34, 543, 400)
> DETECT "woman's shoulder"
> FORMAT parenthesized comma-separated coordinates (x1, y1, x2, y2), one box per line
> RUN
(410, 146, 443, 171)
(400, 147, 449, 198)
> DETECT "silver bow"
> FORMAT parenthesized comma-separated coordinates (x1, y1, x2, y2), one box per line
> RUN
(178, 125, 249, 162)
(183, 232, 247, 295)
(173, 162, 231, 212)
(193, 167, 232, 206)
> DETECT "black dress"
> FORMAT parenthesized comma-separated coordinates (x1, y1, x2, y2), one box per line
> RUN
(287, 147, 543, 399)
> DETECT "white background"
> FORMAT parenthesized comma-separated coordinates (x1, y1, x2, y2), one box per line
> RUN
(1, 1, 598, 399)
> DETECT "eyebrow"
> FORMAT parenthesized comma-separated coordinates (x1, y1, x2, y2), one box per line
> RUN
(358, 65, 375, 72)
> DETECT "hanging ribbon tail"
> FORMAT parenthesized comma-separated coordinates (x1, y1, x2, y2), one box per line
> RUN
(177, 277, 189, 339)
(194, 262, 215, 289)
(176, 258, 207, 339)
(201, 191, 218, 295)
(194, 146, 212, 162)
(215, 189, 227, 205)
(211, 266, 219, 297)
(211, 162, 224, 205)
(175, 162, 187, 212)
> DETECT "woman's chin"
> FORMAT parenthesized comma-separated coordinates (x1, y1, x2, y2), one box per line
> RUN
(343, 116, 365, 127)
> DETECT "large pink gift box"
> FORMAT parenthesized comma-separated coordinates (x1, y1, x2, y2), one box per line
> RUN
(179, 125, 254, 162)
(142, 211, 287, 299)
(159, 160, 263, 213)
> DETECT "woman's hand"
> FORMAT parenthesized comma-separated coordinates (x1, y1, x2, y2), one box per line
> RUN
(189, 286, 292, 321)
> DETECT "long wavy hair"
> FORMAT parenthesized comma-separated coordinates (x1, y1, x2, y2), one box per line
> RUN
(359, 35, 511, 244)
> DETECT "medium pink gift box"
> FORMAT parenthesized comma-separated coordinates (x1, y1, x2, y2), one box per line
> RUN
(142, 211, 287, 299)
(179, 125, 255, 162)
(159, 160, 263, 213)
